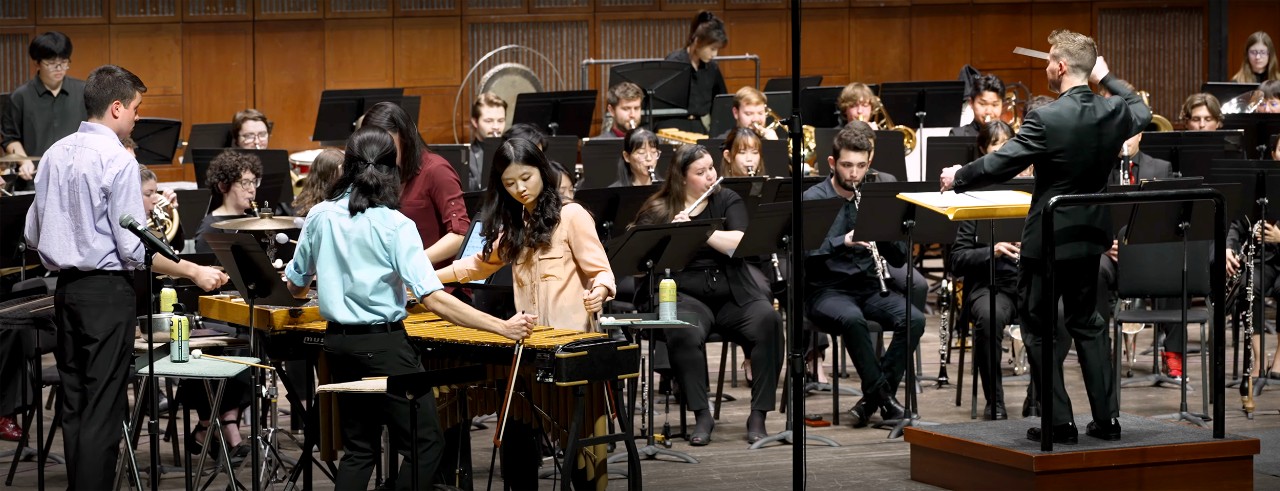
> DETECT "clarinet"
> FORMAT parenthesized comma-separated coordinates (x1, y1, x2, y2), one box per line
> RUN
(936, 277, 954, 385)
(854, 185, 891, 297)
(1242, 220, 1261, 417)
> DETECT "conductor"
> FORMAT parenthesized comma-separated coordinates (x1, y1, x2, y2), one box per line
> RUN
(939, 30, 1151, 444)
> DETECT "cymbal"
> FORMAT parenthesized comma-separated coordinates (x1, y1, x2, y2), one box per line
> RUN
(211, 216, 300, 231)
(0, 154, 39, 163)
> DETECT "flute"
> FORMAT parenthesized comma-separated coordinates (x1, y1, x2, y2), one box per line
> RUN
(680, 177, 725, 216)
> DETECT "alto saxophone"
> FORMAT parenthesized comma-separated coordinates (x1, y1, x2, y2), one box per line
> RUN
(854, 186, 891, 297)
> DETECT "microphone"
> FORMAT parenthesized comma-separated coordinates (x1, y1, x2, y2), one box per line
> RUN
(119, 214, 180, 263)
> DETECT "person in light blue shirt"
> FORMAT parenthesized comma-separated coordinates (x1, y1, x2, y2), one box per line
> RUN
(285, 126, 533, 490)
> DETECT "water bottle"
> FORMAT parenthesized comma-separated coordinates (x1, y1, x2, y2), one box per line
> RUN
(658, 269, 677, 322)
(159, 280, 177, 314)
(169, 303, 190, 363)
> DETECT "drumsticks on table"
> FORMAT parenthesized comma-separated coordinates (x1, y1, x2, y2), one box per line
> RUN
(191, 349, 275, 370)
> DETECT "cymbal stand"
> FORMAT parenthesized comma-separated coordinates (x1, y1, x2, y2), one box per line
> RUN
(257, 364, 303, 487)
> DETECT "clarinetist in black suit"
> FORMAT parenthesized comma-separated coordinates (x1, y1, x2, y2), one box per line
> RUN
(941, 30, 1151, 444)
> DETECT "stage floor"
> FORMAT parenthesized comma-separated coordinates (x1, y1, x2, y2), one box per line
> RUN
(8, 308, 1280, 490)
(919, 412, 1254, 454)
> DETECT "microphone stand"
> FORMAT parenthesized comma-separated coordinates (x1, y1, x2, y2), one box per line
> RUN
(142, 250, 162, 491)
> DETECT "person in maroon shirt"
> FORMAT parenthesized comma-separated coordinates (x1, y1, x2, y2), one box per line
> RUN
(361, 102, 470, 268)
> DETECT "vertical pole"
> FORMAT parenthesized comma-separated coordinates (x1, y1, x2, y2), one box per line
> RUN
(788, 0, 806, 487)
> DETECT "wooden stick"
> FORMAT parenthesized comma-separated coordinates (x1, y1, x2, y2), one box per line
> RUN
(191, 349, 275, 370)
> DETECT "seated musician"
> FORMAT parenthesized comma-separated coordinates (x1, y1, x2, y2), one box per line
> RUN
(611, 127, 661, 187)
(363, 102, 470, 268)
(1255, 80, 1280, 113)
(232, 108, 271, 150)
(194, 150, 262, 253)
(719, 86, 780, 141)
(721, 127, 763, 177)
(951, 74, 1005, 137)
(285, 127, 534, 489)
(1232, 31, 1280, 84)
(663, 11, 728, 134)
(803, 122, 924, 428)
(1180, 93, 1223, 131)
(290, 148, 343, 217)
(597, 82, 644, 139)
(466, 92, 507, 192)
(139, 165, 183, 249)
(950, 120, 1022, 421)
(1, 32, 87, 192)
(632, 144, 783, 445)
(550, 159, 577, 200)
(1225, 197, 1280, 402)
(837, 82, 879, 129)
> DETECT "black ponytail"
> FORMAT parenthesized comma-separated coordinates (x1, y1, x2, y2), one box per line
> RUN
(327, 127, 402, 216)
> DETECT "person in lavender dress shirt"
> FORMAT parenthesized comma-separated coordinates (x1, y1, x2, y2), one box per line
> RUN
(24, 65, 228, 488)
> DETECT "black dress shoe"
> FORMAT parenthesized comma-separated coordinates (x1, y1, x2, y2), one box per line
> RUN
(848, 397, 874, 428)
(880, 395, 907, 421)
(1026, 422, 1078, 445)
(1085, 419, 1121, 441)
(983, 402, 1008, 421)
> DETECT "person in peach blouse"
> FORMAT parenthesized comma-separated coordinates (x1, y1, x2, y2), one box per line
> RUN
(436, 137, 615, 333)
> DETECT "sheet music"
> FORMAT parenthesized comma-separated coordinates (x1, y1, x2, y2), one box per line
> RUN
(899, 190, 1031, 210)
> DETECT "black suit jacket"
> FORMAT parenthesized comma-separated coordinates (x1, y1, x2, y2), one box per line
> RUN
(952, 75, 1151, 261)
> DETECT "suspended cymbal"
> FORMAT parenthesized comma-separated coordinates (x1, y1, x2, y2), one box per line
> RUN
(211, 216, 301, 231)
(0, 154, 39, 163)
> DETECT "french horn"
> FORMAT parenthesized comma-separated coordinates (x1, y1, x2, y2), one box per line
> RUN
(148, 192, 180, 243)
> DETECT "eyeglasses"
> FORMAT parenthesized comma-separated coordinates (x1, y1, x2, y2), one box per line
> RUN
(239, 132, 269, 143)
(234, 178, 261, 189)
(1249, 50, 1270, 58)
(632, 150, 661, 161)
(40, 59, 69, 71)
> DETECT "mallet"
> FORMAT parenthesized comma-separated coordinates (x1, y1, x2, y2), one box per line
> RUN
(191, 349, 275, 370)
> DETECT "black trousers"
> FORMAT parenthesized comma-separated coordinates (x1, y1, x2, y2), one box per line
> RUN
(54, 270, 136, 490)
(666, 269, 782, 413)
(1097, 256, 1186, 353)
(1020, 256, 1116, 426)
(325, 326, 442, 490)
(968, 287, 1015, 405)
(806, 275, 926, 396)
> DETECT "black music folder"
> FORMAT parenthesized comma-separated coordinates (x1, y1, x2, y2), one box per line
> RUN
(205, 232, 306, 307)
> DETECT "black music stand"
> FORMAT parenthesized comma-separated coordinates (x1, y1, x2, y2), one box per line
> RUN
(735, 200, 843, 449)
(428, 144, 470, 187)
(925, 136, 978, 186)
(959, 213, 1026, 420)
(800, 86, 859, 129)
(812, 128, 838, 176)
(545, 135, 580, 170)
(879, 81, 966, 179)
(205, 232, 305, 491)
(183, 123, 233, 164)
(1141, 130, 1246, 178)
(853, 181, 942, 438)
(311, 88, 406, 143)
(609, 61, 692, 128)
(872, 130, 908, 181)
(512, 90, 597, 138)
(574, 184, 659, 241)
(763, 176, 825, 204)
(718, 177, 768, 211)
(131, 118, 183, 165)
(0, 195, 37, 282)
(605, 219, 721, 464)
(764, 76, 822, 93)
(479, 137, 503, 189)
(191, 148, 293, 215)
(579, 139, 624, 189)
(708, 94, 735, 137)
(1222, 113, 1280, 160)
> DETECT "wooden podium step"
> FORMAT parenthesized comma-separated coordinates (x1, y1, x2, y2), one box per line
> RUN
(904, 413, 1259, 490)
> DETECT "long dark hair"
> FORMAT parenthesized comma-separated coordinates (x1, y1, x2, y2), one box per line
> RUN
(361, 102, 430, 182)
(634, 144, 710, 225)
(480, 138, 562, 263)
(326, 127, 401, 216)
(618, 127, 659, 184)
(686, 11, 727, 49)
(976, 121, 1015, 156)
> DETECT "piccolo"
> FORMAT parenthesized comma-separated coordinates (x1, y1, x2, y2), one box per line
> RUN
(680, 177, 725, 216)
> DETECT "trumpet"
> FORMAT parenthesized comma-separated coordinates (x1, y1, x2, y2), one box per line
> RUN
(148, 192, 180, 243)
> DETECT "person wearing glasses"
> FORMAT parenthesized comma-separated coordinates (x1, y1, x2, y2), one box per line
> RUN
(611, 127, 662, 187)
(1232, 31, 1280, 84)
(1, 31, 87, 191)
(194, 150, 263, 253)
(232, 108, 272, 150)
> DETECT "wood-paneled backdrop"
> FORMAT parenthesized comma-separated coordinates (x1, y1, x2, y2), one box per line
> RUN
(0, 0, 1276, 181)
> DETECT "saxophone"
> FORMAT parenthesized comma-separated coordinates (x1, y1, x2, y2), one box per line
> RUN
(854, 186, 890, 297)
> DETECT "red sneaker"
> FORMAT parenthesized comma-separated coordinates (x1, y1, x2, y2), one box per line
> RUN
(0, 415, 22, 442)
(1164, 351, 1184, 378)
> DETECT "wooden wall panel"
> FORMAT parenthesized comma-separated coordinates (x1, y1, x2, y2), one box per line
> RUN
(0, 1, 35, 25)
(394, 16, 461, 87)
(800, 7, 846, 84)
(721, 9, 787, 83)
(255, 20, 326, 150)
(39, 0, 109, 24)
(141, 94, 183, 121)
(970, 2, 1030, 71)
(910, 4, 971, 81)
(405, 85, 458, 143)
(0, 28, 34, 94)
(184, 0, 252, 21)
(1225, 1, 1280, 82)
(850, 7, 909, 83)
(1097, 4, 1203, 118)
(324, 18, 394, 89)
(49, 24, 110, 80)
(1029, 1, 1092, 98)
(111, 23, 182, 95)
(182, 22, 252, 132)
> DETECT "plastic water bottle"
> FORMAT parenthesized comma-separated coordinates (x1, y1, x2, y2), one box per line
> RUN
(658, 269, 677, 322)
(159, 281, 177, 314)
(170, 303, 190, 363)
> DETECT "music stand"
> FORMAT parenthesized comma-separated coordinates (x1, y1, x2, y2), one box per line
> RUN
(580, 139, 625, 189)
(131, 118, 183, 165)
(1222, 113, 1280, 159)
(609, 61, 692, 125)
(760, 140, 789, 178)
(183, 123, 233, 164)
(574, 184, 659, 241)
(763, 176, 824, 204)
(478, 137, 504, 190)
(708, 94, 735, 137)
(401, 95, 422, 127)
(873, 131, 908, 181)
(1141, 130, 1246, 177)
(812, 128, 838, 176)
(311, 88, 406, 143)
(735, 201, 843, 449)
(1201, 82, 1258, 106)
(925, 136, 979, 185)
(512, 90, 597, 138)
(544, 135, 580, 170)
(204, 232, 305, 491)
(0, 195, 37, 281)
(880, 81, 965, 179)
(800, 86, 860, 129)
(718, 177, 768, 211)
(428, 144, 470, 187)
(606, 219, 721, 463)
